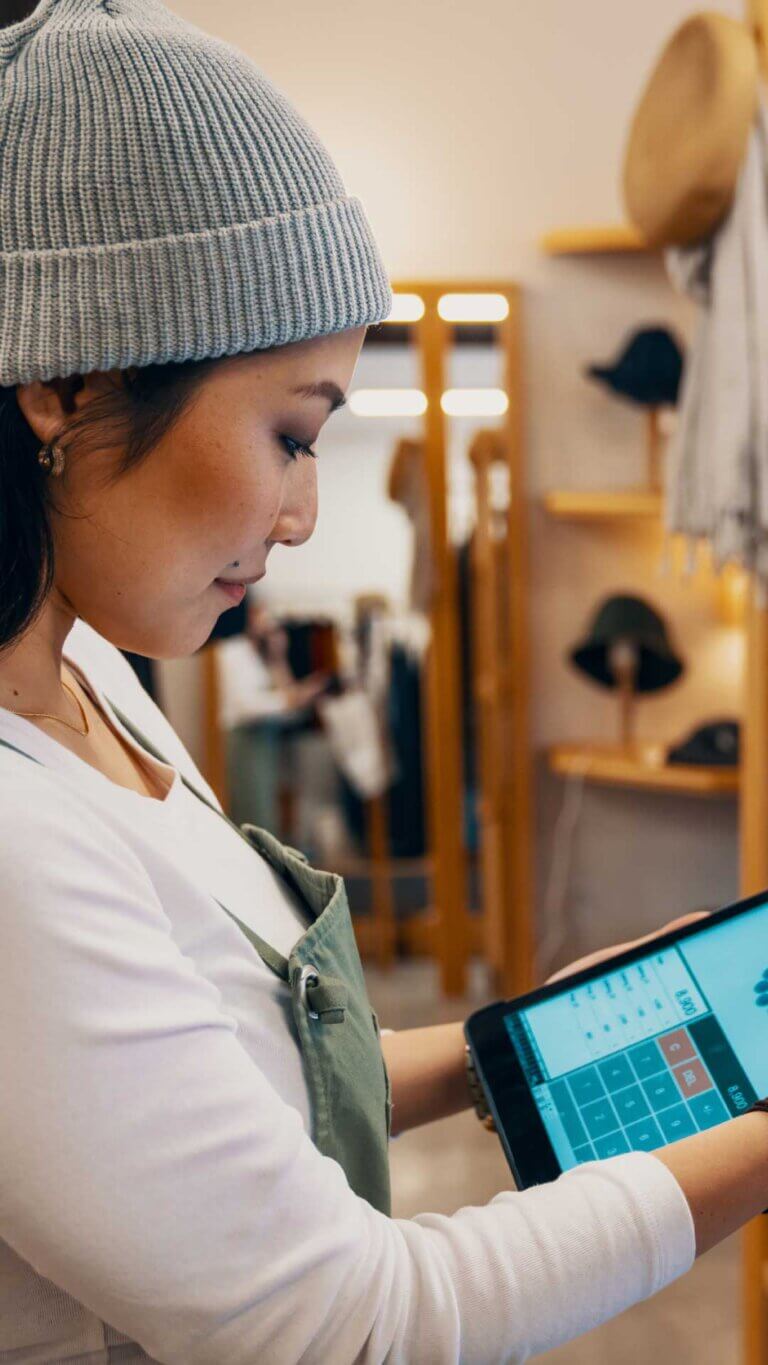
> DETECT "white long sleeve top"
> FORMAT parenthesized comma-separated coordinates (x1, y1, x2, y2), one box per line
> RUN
(0, 617, 696, 1365)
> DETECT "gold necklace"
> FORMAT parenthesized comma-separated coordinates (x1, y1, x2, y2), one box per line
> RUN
(4, 679, 90, 736)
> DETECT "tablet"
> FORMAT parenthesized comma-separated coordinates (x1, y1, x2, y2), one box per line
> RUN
(464, 890, 768, 1189)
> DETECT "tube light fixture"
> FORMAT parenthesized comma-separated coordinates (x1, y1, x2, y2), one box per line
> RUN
(384, 293, 426, 323)
(349, 389, 428, 417)
(437, 293, 510, 323)
(441, 388, 509, 417)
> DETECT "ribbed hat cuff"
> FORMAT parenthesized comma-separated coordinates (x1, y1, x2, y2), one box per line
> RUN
(0, 195, 392, 386)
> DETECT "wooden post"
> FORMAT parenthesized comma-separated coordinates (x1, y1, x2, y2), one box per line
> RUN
(365, 794, 397, 968)
(618, 677, 636, 749)
(743, 12, 768, 1360)
(498, 288, 535, 996)
(741, 585, 768, 1364)
(647, 407, 662, 492)
(469, 430, 507, 984)
(415, 288, 469, 996)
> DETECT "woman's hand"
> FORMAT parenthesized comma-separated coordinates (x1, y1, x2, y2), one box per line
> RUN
(543, 910, 711, 986)
(379, 912, 711, 1137)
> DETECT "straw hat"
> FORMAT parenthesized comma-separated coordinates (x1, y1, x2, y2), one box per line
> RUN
(622, 12, 759, 248)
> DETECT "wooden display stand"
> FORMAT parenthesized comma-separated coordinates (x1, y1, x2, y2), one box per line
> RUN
(540, 189, 766, 1358)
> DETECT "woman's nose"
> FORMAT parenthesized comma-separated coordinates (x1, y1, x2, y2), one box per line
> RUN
(271, 459, 318, 548)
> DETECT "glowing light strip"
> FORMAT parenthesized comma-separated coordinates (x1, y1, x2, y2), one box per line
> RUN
(437, 293, 509, 322)
(384, 294, 425, 323)
(441, 388, 509, 416)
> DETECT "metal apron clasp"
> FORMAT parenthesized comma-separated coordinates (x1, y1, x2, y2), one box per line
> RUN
(297, 963, 321, 1020)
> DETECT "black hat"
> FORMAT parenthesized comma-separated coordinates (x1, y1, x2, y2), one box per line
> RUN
(570, 594, 684, 693)
(587, 326, 684, 407)
(667, 720, 740, 767)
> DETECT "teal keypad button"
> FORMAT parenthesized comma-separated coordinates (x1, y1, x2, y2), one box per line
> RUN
(640, 1071, 679, 1113)
(625, 1116, 664, 1151)
(572, 1144, 595, 1164)
(613, 1084, 652, 1125)
(689, 1091, 729, 1131)
(593, 1131, 631, 1158)
(627, 1041, 666, 1081)
(597, 1055, 635, 1093)
(568, 1066, 606, 1107)
(581, 1096, 621, 1141)
(657, 1104, 697, 1142)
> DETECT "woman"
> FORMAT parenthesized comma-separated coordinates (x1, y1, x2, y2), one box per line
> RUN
(0, 2, 766, 1362)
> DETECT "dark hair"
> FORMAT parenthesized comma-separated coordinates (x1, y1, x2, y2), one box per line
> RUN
(0, 356, 221, 657)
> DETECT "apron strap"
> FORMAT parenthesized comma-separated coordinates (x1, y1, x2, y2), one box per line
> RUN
(0, 705, 290, 983)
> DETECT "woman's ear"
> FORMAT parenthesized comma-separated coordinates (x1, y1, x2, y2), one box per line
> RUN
(13, 377, 79, 446)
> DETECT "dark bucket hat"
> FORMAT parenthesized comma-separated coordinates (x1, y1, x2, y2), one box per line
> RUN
(667, 719, 740, 767)
(587, 326, 684, 407)
(569, 594, 685, 693)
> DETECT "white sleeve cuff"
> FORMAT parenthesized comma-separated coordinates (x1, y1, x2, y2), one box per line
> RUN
(561, 1149, 696, 1290)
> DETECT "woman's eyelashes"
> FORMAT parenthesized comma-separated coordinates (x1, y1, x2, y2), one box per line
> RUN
(280, 435, 318, 461)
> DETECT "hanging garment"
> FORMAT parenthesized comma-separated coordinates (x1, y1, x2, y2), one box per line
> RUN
(665, 96, 768, 586)
(338, 641, 427, 859)
(318, 688, 393, 800)
(0, 712, 392, 1217)
(386, 438, 434, 613)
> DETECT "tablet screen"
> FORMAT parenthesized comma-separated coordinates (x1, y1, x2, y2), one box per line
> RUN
(504, 901, 768, 1171)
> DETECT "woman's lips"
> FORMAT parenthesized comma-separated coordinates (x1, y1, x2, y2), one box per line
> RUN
(214, 579, 247, 604)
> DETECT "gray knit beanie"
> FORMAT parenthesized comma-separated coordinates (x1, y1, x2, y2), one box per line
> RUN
(0, 0, 392, 387)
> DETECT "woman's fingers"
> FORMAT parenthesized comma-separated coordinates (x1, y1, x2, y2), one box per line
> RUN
(543, 910, 712, 986)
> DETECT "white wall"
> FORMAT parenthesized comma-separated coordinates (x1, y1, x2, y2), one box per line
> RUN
(162, 0, 745, 962)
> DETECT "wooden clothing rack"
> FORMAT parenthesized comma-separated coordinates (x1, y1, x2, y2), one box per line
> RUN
(405, 280, 533, 996)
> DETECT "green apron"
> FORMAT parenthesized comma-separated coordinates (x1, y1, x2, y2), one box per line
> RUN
(0, 698, 393, 1216)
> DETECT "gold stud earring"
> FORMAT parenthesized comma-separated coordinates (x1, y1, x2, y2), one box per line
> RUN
(37, 442, 66, 476)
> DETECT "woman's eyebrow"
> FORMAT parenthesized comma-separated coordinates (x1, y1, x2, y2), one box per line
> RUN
(290, 380, 347, 412)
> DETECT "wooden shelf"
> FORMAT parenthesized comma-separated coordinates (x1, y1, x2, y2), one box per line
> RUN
(547, 743, 740, 796)
(543, 489, 662, 521)
(539, 225, 652, 256)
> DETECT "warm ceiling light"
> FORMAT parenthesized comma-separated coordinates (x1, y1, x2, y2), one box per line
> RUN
(349, 388, 428, 417)
(437, 293, 510, 323)
(441, 388, 509, 417)
(384, 293, 425, 323)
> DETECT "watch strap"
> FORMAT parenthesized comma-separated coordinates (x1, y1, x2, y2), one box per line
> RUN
(465, 1044, 497, 1132)
(746, 1099, 768, 1215)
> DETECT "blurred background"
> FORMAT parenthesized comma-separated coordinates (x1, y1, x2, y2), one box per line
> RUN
(120, 1, 767, 1359)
